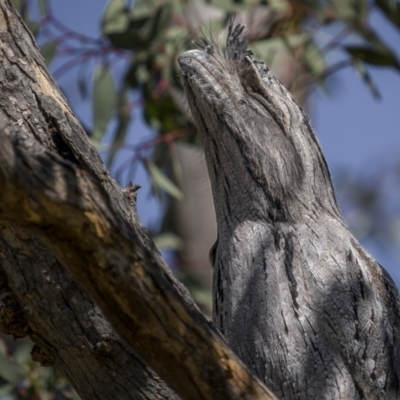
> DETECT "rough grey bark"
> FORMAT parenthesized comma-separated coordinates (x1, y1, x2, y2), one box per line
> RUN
(0, 1, 178, 399)
(179, 21, 400, 399)
(0, 226, 176, 400)
(0, 2, 276, 400)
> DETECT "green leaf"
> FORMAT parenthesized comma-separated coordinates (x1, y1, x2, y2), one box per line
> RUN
(12, 0, 23, 10)
(145, 159, 184, 200)
(206, 0, 262, 11)
(129, 0, 154, 18)
(14, 342, 32, 365)
(78, 73, 88, 98)
(128, 2, 173, 50)
(26, 20, 39, 36)
(375, 0, 400, 32)
(103, 0, 174, 50)
(268, 0, 290, 12)
(250, 35, 307, 65)
(102, 0, 131, 48)
(333, 0, 368, 26)
(0, 383, 13, 396)
(153, 233, 183, 250)
(38, 0, 48, 16)
(351, 59, 381, 99)
(92, 66, 117, 144)
(0, 340, 7, 356)
(136, 64, 150, 83)
(103, 0, 130, 34)
(250, 38, 281, 65)
(71, 389, 81, 400)
(0, 353, 26, 384)
(142, 82, 187, 132)
(346, 45, 400, 69)
(141, 3, 173, 44)
(176, 271, 212, 314)
(107, 86, 132, 168)
(89, 139, 108, 151)
(304, 40, 326, 78)
(41, 41, 57, 66)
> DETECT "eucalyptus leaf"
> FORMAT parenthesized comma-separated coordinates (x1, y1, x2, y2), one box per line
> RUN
(12, 0, 22, 9)
(176, 271, 212, 313)
(352, 59, 381, 99)
(129, 0, 154, 18)
(13, 342, 32, 365)
(0, 383, 13, 396)
(190, 286, 213, 311)
(304, 40, 326, 78)
(0, 353, 26, 384)
(268, 0, 290, 12)
(26, 20, 39, 36)
(145, 159, 184, 200)
(104, 0, 175, 50)
(107, 86, 131, 168)
(250, 38, 282, 65)
(78, 73, 88, 99)
(206, 0, 261, 11)
(333, 0, 367, 26)
(136, 64, 150, 83)
(142, 3, 173, 44)
(142, 82, 187, 132)
(375, 0, 400, 32)
(92, 66, 117, 144)
(346, 45, 400, 69)
(153, 233, 183, 250)
(0, 340, 6, 356)
(41, 41, 57, 66)
(71, 389, 81, 400)
(38, 0, 48, 16)
(103, 0, 129, 34)
(127, 2, 172, 50)
(102, 0, 148, 49)
(102, 0, 132, 48)
(250, 35, 307, 65)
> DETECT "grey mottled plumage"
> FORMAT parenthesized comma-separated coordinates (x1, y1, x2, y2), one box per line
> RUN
(179, 21, 400, 399)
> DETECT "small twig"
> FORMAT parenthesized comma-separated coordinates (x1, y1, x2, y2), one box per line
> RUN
(320, 25, 352, 55)
(114, 130, 189, 182)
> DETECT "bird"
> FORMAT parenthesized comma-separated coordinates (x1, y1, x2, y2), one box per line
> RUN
(178, 20, 400, 399)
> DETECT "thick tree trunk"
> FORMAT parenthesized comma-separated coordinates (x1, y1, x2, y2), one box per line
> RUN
(0, 2, 276, 400)
(179, 22, 400, 399)
(0, 228, 177, 400)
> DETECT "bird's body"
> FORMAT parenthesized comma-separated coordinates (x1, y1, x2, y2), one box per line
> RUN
(178, 22, 400, 399)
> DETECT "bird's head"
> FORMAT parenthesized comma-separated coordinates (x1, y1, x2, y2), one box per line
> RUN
(179, 21, 339, 224)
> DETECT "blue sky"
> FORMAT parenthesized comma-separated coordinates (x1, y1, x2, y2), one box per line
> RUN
(315, 11, 400, 170)
(45, 0, 400, 283)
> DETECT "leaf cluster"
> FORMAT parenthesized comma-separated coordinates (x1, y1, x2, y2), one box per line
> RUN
(96, 0, 400, 199)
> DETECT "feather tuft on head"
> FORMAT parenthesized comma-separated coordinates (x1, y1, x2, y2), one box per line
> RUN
(194, 18, 252, 62)
(226, 19, 252, 61)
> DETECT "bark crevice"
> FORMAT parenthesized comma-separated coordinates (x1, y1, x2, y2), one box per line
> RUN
(0, 2, 276, 400)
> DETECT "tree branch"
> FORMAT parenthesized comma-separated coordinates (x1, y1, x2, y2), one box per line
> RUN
(0, 114, 275, 400)
(0, 226, 178, 400)
(0, 1, 276, 399)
